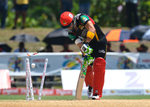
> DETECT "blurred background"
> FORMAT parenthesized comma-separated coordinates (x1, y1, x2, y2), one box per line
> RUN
(0, 0, 150, 100)
(0, 0, 150, 52)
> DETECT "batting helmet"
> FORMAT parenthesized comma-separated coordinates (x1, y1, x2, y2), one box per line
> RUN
(60, 11, 74, 28)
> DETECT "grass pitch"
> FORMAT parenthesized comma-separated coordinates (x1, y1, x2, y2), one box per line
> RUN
(0, 95, 150, 100)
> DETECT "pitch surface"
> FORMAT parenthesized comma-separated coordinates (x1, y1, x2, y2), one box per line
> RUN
(0, 100, 150, 107)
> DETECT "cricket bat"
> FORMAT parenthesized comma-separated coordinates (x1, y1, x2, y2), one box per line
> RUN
(75, 69, 86, 100)
(75, 57, 88, 100)
(75, 54, 94, 100)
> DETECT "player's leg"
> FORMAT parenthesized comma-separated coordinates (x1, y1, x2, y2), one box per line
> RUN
(92, 57, 106, 100)
(85, 65, 93, 87)
(85, 65, 93, 98)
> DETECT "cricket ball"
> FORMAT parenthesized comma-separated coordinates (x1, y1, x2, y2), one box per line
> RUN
(31, 63, 36, 68)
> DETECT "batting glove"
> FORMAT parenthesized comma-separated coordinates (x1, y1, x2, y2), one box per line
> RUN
(81, 44, 93, 55)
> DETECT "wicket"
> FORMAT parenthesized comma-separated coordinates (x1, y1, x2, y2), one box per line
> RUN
(26, 58, 48, 101)
(26, 58, 34, 100)
(38, 58, 48, 100)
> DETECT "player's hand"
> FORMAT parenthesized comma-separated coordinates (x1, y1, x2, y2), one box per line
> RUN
(81, 44, 93, 55)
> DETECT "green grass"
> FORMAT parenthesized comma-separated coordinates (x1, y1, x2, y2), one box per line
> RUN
(0, 95, 150, 100)
(0, 95, 87, 100)
(102, 95, 150, 100)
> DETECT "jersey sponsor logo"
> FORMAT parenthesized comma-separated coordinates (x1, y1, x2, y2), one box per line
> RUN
(82, 17, 88, 22)
(80, 15, 89, 24)
(98, 50, 105, 54)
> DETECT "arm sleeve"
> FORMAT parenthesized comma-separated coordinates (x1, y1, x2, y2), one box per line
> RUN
(80, 15, 90, 25)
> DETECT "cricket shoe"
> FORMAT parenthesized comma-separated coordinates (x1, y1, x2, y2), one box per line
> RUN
(92, 94, 100, 100)
(87, 86, 93, 99)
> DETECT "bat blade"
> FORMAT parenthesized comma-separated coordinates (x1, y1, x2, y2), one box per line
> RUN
(75, 71, 85, 100)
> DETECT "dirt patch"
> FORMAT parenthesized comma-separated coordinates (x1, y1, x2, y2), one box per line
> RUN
(0, 100, 150, 107)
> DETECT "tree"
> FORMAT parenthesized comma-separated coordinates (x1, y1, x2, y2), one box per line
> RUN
(6, 0, 150, 28)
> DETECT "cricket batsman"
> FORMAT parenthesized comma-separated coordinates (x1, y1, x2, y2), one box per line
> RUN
(60, 11, 107, 100)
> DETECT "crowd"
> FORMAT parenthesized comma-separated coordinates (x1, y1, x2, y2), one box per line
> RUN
(0, 0, 92, 29)
(0, 0, 141, 29)
(0, 0, 29, 29)
(0, 0, 149, 53)
(0, 41, 148, 53)
(107, 42, 149, 53)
